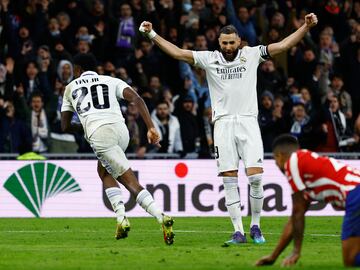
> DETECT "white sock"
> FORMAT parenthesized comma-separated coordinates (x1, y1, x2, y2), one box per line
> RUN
(136, 189, 163, 223)
(248, 174, 264, 228)
(223, 177, 244, 234)
(105, 187, 125, 223)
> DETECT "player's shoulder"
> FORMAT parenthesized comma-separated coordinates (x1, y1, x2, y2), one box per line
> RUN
(295, 149, 313, 161)
(242, 45, 266, 54)
(194, 50, 221, 63)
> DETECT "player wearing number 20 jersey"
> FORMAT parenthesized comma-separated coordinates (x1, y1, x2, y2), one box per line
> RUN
(61, 71, 128, 140)
(60, 54, 174, 245)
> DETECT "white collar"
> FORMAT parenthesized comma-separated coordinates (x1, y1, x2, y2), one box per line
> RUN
(81, 71, 98, 77)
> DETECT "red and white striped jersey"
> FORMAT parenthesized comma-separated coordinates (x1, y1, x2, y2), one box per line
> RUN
(284, 150, 360, 209)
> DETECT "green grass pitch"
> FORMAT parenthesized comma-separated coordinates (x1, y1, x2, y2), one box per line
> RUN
(0, 217, 345, 270)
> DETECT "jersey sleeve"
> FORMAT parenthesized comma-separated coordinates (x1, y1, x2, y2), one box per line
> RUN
(115, 78, 131, 100)
(253, 45, 271, 63)
(61, 85, 75, 112)
(285, 152, 306, 193)
(192, 51, 211, 69)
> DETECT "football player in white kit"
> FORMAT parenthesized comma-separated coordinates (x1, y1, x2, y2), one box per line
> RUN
(139, 13, 318, 245)
(61, 53, 174, 245)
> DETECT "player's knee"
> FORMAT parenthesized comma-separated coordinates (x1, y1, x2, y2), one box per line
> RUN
(219, 170, 238, 177)
(222, 176, 238, 189)
(248, 174, 263, 198)
(246, 167, 263, 175)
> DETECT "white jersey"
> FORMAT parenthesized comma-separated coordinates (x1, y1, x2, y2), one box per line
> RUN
(61, 71, 129, 138)
(193, 45, 269, 121)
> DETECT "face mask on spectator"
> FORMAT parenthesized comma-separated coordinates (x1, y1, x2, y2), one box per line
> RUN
(50, 30, 60, 36)
(78, 34, 93, 43)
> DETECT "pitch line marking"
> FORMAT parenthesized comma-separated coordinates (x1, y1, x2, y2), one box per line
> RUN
(0, 229, 340, 237)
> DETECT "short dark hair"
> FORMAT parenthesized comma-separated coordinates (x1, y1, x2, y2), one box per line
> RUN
(272, 134, 299, 153)
(219, 25, 239, 36)
(156, 99, 169, 108)
(31, 91, 43, 101)
(73, 53, 97, 72)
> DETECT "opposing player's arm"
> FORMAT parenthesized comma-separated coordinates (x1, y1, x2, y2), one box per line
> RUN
(267, 13, 318, 57)
(61, 111, 83, 133)
(256, 218, 293, 266)
(282, 191, 310, 266)
(123, 87, 160, 146)
(139, 21, 194, 65)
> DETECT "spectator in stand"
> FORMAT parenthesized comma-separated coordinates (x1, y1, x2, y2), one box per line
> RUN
(225, 0, 257, 46)
(288, 102, 321, 149)
(56, 12, 74, 53)
(129, 39, 161, 80)
(146, 75, 164, 109)
(76, 39, 91, 54)
(113, 3, 136, 66)
(174, 95, 200, 155)
(57, 60, 73, 85)
(258, 91, 287, 152)
(28, 93, 49, 153)
(151, 100, 183, 154)
(327, 74, 352, 120)
(125, 102, 147, 157)
(46, 78, 78, 153)
(0, 99, 31, 153)
(317, 94, 350, 152)
(204, 26, 218, 51)
(207, 0, 227, 28)
(292, 47, 318, 89)
(0, 58, 15, 101)
(20, 60, 52, 103)
(43, 18, 62, 50)
(257, 59, 285, 96)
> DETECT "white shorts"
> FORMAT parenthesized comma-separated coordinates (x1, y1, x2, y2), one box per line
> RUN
(213, 115, 264, 174)
(88, 122, 130, 179)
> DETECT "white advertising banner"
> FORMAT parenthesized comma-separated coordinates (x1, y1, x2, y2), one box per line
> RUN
(1, 159, 358, 218)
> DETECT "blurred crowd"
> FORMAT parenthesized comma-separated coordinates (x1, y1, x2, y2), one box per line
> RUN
(0, 0, 359, 157)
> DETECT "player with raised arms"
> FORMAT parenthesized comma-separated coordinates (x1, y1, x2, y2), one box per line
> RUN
(139, 14, 317, 244)
(61, 53, 174, 245)
(256, 134, 360, 267)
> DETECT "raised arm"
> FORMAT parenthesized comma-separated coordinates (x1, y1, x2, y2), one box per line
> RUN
(267, 13, 318, 57)
(139, 21, 194, 65)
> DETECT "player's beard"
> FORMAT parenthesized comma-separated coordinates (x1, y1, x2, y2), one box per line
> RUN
(221, 48, 239, 62)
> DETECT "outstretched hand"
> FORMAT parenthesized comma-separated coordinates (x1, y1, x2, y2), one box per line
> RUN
(255, 255, 276, 266)
(281, 253, 300, 267)
(147, 127, 161, 147)
(304, 13, 318, 28)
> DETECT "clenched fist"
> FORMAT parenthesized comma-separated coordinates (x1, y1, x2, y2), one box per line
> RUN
(147, 127, 161, 147)
(139, 21, 157, 39)
(304, 13, 318, 28)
